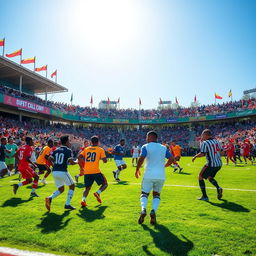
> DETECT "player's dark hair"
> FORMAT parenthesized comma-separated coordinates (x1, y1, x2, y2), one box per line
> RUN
(1, 137, 7, 143)
(91, 136, 99, 144)
(60, 135, 69, 145)
(8, 136, 13, 141)
(147, 131, 158, 139)
(47, 139, 53, 145)
(25, 136, 32, 144)
(202, 129, 212, 137)
(120, 139, 125, 143)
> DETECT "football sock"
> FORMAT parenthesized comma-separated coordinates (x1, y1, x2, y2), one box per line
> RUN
(199, 180, 207, 197)
(96, 189, 101, 195)
(209, 178, 220, 189)
(31, 188, 36, 193)
(152, 196, 160, 212)
(51, 190, 61, 199)
(66, 189, 74, 205)
(140, 194, 148, 211)
(82, 196, 86, 201)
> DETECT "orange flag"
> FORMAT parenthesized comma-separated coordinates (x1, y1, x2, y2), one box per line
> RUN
(215, 93, 222, 99)
(6, 48, 22, 58)
(21, 56, 35, 64)
(35, 65, 47, 72)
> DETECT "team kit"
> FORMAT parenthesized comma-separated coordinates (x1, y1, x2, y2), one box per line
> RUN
(0, 129, 254, 224)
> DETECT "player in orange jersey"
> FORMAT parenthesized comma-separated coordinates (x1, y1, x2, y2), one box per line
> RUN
(78, 136, 107, 207)
(36, 139, 53, 184)
(170, 141, 183, 172)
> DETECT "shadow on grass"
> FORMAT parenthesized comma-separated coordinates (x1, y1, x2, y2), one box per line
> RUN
(207, 199, 250, 212)
(175, 172, 191, 175)
(1, 197, 33, 207)
(77, 205, 108, 222)
(112, 181, 129, 185)
(25, 184, 45, 190)
(142, 224, 193, 256)
(76, 183, 85, 189)
(37, 211, 72, 233)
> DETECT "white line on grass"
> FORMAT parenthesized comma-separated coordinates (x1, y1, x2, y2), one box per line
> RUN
(2, 180, 256, 192)
(0, 247, 63, 256)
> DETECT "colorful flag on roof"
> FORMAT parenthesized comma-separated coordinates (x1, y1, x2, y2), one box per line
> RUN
(6, 48, 22, 58)
(21, 56, 35, 64)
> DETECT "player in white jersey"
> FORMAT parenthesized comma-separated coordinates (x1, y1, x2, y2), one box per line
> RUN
(131, 142, 140, 167)
(192, 129, 223, 201)
(135, 131, 174, 225)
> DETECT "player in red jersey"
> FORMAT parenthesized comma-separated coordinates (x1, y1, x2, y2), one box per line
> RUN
(225, 139, 236, 165)
(13, 137, 39, 197)
(74, 139, 89, 183)
(241, 139, 252, 164)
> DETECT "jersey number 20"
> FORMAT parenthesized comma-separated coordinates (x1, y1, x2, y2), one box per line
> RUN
(86, 152, 96, 162)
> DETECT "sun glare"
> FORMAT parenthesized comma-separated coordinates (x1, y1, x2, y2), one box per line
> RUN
(70, 0, 139, 57)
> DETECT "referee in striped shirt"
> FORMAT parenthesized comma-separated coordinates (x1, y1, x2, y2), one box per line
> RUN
(192, 129, 223, 201)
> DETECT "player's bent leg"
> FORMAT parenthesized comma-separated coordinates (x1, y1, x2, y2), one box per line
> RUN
(65, 183, 75, 210)
(81, 186, 91, 207)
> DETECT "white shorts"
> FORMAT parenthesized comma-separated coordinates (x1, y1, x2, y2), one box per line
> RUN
(141, 178, 165, 193)
(0, 161, 7, 171)
(52, 171, 74, 188)
(132, 154, 139, 158)
(114, 160, 126, 167)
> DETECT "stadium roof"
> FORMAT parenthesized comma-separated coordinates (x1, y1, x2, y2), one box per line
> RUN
(0, 56, 68, 94)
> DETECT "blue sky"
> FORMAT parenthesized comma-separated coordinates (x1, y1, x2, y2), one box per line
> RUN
(0, 0, 255, 109)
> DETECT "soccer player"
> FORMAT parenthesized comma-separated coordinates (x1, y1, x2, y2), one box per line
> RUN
(225, 139, 236, 165)
(0, 137, 11, 178)
(78, 136, 108, 207)
(170, 141, 183, 172)
(234, 139, 243, 163)
(241, 139, 252, 164)
(45, 135, 77, 211)
(131, 141, 140, 167)
(112, 139, 127, 181)
(13, 137, 39, 197)
(192, 129, 223, 201)
(74, 139, 89, 183)
(36, 139, 53, 184)
(5, 137, 18, 175)
(135, 131, 174, 225)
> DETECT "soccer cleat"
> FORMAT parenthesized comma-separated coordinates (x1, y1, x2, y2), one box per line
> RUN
(45, 197, 52, 211)
(138, 210, 147, 224)
(93, 192, 102, 203)
(112, 171, 116, 179)
(30, 192, 39, 197)
(197, 196, 209, 201)
(173, 168, 178, 172)
(179, 168, 183, 173)
(116, 178, 121, 182)
(150, 210, 157, 225)
(13, 184, 19, 194)
(81, 201, 87, 208)
(64, 204, 76, 210)
(41, 179, 47, 185)
(75, 175, 79, 183)
(217, 187, 223, 200)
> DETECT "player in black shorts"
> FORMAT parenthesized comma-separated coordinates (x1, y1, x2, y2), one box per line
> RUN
(192, 129, 223, 201)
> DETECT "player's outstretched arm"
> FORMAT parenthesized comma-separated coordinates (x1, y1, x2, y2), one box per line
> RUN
(135, 156, 145, 178)
(192, 152, 205, 162)
(165, 156, 175, 167)
(68, 158, 77, 165)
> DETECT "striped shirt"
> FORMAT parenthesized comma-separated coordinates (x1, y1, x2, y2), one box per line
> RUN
(200, 139, 222, 167)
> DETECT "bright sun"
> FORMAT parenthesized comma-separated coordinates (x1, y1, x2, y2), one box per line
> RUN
(70, 0, 139, 57)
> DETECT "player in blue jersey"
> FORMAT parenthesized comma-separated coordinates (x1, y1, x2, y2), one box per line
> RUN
(45, 135, 77, 211)
(112, 139, 127, 181)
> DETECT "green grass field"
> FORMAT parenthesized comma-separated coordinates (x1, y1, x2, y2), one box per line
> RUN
(0, 157, 255, 256)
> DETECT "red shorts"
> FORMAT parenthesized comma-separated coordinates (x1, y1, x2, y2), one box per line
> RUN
(19, 166, 37, 179)
(227, 153, 234, 157)
(243, 152, 250, 157)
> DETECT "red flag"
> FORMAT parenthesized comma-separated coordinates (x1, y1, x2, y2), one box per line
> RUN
(194, 95, 197, 103)
(215, 93, 222, 99)
(139, 98, 142, 105)
(51, 70, 57, 78)
(175, 97, 179, 105)
(0, 38, 4, 47)
(35, 65, 47, 72)
(21, 56, 35, 64)
(6, 48, 22, 58)
(90, 95, 93, 104)
(108, 97, 110, 105)
(159, 98, 163, 104)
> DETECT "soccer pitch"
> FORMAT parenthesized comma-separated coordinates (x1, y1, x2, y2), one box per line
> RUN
(0, 157, 255, 256)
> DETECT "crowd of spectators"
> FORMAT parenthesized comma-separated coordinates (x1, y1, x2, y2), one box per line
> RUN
(1, 83, 255, 120)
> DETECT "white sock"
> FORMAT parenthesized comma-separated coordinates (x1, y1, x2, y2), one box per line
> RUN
(152, 197, 160, 212)
(82, 196, 86, 201)
(31, 188, 36, 193)
(51, 190, 61, 199)
(140, 195, 148, 211)
(66, 189, 74, 205)
(96, 189, 101, 195)
(18, 183, 23, 187)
